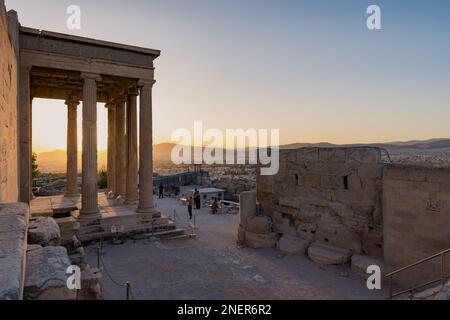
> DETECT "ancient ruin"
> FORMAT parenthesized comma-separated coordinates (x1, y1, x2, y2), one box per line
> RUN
(239, 147, 450, 295)
(1, 0, 450, 302)
(0, 0, 180, 300)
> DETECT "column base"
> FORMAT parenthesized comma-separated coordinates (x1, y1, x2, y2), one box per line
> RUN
(65, 193, 80, 198)
(136, 206, 161, 218)
(124, 199, 139, 206)
(79, 209, 101, 217)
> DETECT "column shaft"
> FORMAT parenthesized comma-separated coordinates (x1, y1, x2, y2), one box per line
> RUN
(125, 91, 139, 204)
(81, 73, 101, 215)
(115, 100, 127, 197)
(106, 104, 116, 194)
(137, 81, 158, 215)
(66, 100, 79, 197)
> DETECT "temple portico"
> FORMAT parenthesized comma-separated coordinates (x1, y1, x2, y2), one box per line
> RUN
(18, 27, 164, 230)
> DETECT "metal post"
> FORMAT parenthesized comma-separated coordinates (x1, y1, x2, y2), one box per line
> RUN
(126, 282, 130, 300)
(389, 276, 393, 300)
(97, 246, 101, 269)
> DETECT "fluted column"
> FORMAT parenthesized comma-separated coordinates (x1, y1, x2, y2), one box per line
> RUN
(81, 73, 101, 215)
(65, 98, 80, 197)
(106, 103, 116, 194)
(115, 98, 127, 197)
(137, 80, 159, 216)
(125, 88, 139, 204)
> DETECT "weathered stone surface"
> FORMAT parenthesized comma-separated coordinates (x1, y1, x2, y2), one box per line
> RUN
(245, 231, 279, 249)
(0, 2, 19, 203)
(239, 191, 257, 227)
(246, 215, 273, 234)
(79, 267, 102, 300)
(278, 235, 311, 255)
(296, 222, 317, 241)
(0, 203, 29, 300)
(237, 225, 246, 245)
(24, 246, 75, 300)
(351, 254, 385, 277)
(28, 217, 61, 246)
(308, 243, 352, 266)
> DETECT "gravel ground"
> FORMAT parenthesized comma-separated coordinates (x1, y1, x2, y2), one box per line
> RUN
(85, 197, 388, 300)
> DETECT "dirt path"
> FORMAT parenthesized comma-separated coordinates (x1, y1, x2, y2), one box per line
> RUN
(85, 197, 388, 300)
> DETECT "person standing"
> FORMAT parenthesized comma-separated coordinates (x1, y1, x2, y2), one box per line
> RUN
(187, 196, 193, 220)
(159, 184, 164, 199)
(194, 189, 201, 210)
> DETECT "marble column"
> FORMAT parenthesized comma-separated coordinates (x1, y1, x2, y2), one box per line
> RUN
(136, 80, 159, 216)
(18, 65, 31, 204)
(81, 73, 101, 215)
(125, 89, 139, 204)
(65, 98, 80, 197)
(106, 103, 116, 195)
(114, 98, 127, 198)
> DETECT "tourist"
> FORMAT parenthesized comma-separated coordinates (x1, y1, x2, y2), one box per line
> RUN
(187, 197, 193, 220)
(159, 184, 164, 199)
(211, 198, 219, 215)
(194, 189, 201, 210)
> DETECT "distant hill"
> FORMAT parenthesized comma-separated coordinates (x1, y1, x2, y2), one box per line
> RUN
(280, 139, 450, 151)
(36, 139, 450, 173)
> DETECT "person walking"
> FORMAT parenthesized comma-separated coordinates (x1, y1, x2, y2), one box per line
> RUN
(187, 196, 193, 220)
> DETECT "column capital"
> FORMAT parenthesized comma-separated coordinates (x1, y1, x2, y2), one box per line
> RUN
(112, 96, 127, 104)
(65, 97, 80, 108)
(105, 102, 116, 110)
(19, 64, 32, 72)
(81, 73, 102, 82)
(137, 79, 156, 89)
(128, 87, 140, 96)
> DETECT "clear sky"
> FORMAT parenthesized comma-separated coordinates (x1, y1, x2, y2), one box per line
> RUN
(6, 0, 450, 152)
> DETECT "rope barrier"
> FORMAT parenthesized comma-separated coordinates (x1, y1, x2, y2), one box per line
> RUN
(98, 247, 134, 300)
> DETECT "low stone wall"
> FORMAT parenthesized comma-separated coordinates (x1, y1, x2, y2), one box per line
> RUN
(383, 165, 450, 286)
(257, 147, 384, 259)
(0, 203, 29, 300)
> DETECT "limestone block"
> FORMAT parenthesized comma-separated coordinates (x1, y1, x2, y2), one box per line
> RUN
(0, 203, 29, 300)
(320, 175, 344, 190)
(351, 254, 385, 277)
(245, 231, 279, 249)
(308, 243, 352, 265)
(246, 215, 273, 234)
(383, 165, 427, 182)
(318, 148, 347, 162)
(347, 148, 381, 164)
(427, 169, 450, 185)
(357, 164, 383, 179)
(237, 225, 246, 245)
(296, 222, 317, 241)
(240, 191, 257, 227)
(79, 267, 102, 300)
(278, 235, 311, 255)
(28, 217, 61, 246)
(362, 227, 383, 259)
(297, 148, 319, 162)
(24, 246, 75, 300)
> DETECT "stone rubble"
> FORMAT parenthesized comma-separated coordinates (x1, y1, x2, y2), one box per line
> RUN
(28, 217, 61, 246)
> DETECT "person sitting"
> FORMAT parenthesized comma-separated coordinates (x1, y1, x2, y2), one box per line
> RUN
(211, 198, 219, 215)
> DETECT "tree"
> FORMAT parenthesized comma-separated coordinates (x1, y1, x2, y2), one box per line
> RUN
(31, 152, 40, 179)
(98, 167, 108, 189)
